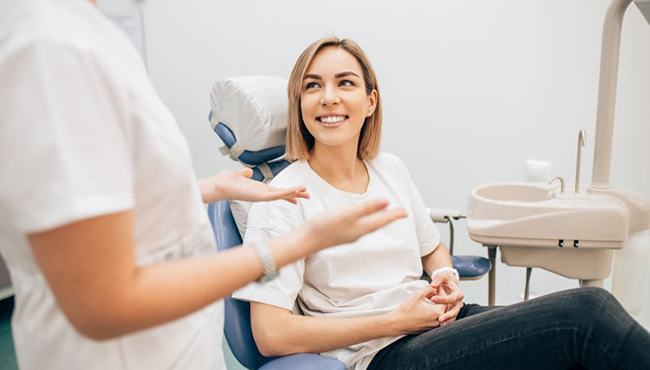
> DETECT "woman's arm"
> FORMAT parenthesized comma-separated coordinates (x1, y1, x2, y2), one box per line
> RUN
(421, 243, 464, 324)
(251, 286, 446, 356)
(29, 199, 405, 340)
(421, 242, 453, 277)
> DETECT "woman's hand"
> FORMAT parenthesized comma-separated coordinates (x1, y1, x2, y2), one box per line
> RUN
(387, 286, 447, 335)
(199, 168, 310, 204)
(429, 272, 464, 325)
(305, 199, 407, 253)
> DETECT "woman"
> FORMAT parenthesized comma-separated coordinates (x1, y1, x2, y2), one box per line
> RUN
(233, 36, 650, 370)
(0, 2, 405, 370)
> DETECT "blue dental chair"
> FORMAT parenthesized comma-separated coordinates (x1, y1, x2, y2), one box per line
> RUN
(208, 200, 346, 370)
(208, 98, 346, 369)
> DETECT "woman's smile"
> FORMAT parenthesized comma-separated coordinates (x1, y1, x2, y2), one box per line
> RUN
(316, 114, 349, 127)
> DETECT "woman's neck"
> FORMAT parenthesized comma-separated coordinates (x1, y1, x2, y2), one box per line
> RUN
(308, 142, 369, 194)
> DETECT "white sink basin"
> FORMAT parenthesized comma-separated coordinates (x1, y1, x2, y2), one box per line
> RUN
(464, 183, 650, 281)
(467, 182, 628, 249)
(475, 183, 553, 202)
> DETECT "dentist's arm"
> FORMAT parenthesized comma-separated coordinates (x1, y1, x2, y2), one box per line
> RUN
(28, 200, 404, 340)
(198, 168, 310, 204)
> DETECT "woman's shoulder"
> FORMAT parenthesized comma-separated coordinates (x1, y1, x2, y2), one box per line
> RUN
(267, 160, 311, 187)
(246, 162, 308, 233)
(369, 152, 408, 173)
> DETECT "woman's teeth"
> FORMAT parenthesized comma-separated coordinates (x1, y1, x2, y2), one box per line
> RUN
(319, 115, 346, 124)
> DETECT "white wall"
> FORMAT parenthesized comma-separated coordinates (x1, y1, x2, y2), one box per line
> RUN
(141, 0, 650, 367)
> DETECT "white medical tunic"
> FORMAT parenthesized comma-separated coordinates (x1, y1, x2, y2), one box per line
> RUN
(0, 0, 225, 369)
(234, 153, 441, 370)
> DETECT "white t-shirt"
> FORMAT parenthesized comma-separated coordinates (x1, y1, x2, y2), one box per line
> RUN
(234, 153, 440, 370)
(0, 1, 225, 369)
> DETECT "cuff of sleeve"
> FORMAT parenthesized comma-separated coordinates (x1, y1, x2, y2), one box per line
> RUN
(420, 240, 440, 257)
(17, 194, 133, 233)
(232, 284, 296, 311)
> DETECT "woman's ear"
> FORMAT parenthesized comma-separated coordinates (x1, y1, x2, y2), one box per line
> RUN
(367, 89, 378, 117)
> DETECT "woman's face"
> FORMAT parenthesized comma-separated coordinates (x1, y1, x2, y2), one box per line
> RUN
(300, 46, 377, 152)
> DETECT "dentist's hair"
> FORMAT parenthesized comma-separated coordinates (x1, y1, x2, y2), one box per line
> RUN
(285, 37, 382, 160)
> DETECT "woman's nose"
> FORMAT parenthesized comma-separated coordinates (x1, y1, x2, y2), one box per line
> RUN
(319, 85, 341, 105)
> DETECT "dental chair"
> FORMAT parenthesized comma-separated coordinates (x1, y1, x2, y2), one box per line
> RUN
(206, 76, 492, 370)
(208, 199, 346, 370)
(207, 76, 346, 370)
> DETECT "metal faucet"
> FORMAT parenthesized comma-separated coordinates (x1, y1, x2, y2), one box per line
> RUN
(575, 130, 587, 193)
(548, 176, 565, 193)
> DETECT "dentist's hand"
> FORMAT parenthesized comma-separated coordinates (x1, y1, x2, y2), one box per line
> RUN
(386, 286, 447, 335)
(199, 168, 310, 204)
(429, 273, 464, 325)
(306, 199, 406, 252)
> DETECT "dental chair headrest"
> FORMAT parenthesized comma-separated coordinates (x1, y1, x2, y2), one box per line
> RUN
(209, 76, 290, 182)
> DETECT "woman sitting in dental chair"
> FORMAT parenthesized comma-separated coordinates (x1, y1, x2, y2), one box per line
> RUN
(233, 37, 650, 370)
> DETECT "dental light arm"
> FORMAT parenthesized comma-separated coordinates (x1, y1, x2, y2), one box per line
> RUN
(590, 0, 650, 189)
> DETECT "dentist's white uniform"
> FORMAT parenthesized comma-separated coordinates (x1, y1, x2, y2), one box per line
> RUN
(0, 0, 226, 369)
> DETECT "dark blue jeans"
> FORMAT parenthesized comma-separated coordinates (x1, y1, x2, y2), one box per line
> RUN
(368, 287, 650, 370)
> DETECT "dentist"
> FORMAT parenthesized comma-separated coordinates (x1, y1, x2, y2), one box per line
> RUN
(0, 0, 405, 369)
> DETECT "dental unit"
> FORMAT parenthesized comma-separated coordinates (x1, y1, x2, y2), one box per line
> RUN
(466, 0, 650, 318)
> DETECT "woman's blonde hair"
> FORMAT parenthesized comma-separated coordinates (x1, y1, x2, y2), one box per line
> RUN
(285, 37, 382, 160)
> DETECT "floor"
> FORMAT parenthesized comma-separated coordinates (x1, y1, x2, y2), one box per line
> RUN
(0, 298, 17, 370)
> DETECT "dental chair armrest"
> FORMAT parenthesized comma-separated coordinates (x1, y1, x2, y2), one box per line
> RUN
(259, 353, 346, 370)
(427, 208, 464, 223)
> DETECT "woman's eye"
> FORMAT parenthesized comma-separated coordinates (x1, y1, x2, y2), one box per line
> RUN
(305, 82, 320, 89)
(340, 80, 354, 87)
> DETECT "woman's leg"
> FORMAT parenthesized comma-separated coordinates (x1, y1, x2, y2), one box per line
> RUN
(368, 287, 650, 370)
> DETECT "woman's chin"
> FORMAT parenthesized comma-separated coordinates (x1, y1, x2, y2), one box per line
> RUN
(312, 134, 359, 150)
(307, 122, 363, 150)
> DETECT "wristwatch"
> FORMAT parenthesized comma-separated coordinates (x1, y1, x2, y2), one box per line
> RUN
(251, 240, 279, 283)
